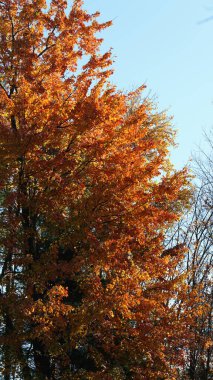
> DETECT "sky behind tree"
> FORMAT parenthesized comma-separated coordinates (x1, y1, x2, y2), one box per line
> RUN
(84, 0, 213, 169)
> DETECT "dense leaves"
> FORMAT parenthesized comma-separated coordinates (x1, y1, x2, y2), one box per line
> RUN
(0, 1, 196, 379)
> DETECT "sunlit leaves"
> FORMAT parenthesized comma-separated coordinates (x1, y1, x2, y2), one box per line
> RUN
(0, 1, 194, 379)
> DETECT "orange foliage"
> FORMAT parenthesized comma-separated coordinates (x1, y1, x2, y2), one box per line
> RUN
(0, 1, 194, 379)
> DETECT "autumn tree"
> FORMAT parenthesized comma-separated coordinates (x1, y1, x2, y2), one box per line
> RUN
(0, 1, 192, 379)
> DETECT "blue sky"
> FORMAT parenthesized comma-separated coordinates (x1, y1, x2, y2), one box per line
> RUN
(84, 0, 213, 169)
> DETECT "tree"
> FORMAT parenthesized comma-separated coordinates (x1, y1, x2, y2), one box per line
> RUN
(166, 130, 213, 380)
(0, 1, 192, 379)
(184, 131, 213, 380)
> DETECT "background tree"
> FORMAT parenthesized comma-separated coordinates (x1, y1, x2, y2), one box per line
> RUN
(185, 131, 213, 380)
(0, 1, 192, 379)
(166, 130, 213, 380)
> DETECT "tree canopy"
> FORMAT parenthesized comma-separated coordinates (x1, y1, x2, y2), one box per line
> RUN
(0, 1, 197, 379)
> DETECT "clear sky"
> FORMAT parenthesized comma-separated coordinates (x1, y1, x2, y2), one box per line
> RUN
(83, 0, 213, 169)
